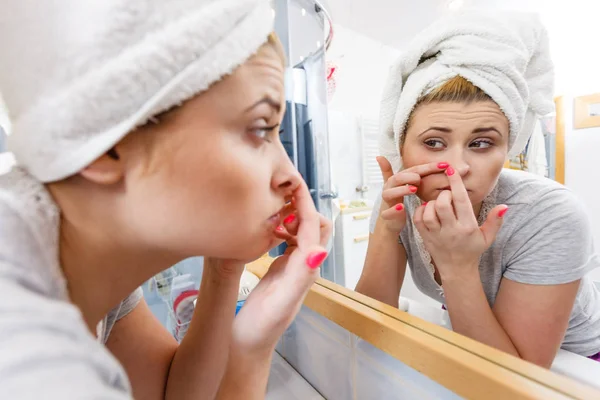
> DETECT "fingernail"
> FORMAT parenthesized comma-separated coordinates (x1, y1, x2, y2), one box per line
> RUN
(498, 207, 509, 218)
(306, 251, 328, 269)
(409, 186, 418, 193)
(437, 162, 449, 169)
(284, 214, 296, 224)
(445, 166, 455, 176)
(396, 204, 404, 211)
(276, 226, 285, 232)
(423, 202, 428, 207)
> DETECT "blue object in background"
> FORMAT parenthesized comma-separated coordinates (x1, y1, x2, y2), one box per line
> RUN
(235, 300, 245, 315)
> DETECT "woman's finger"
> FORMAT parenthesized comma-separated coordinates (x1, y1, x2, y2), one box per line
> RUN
(382, 185, 418, 204)
(380, 203, 406, 221)
(435, 190, 456, 225)
(422, 201, 441, 231)
(413, 202, 427, 234)
(403, 161, 448, 179)
(319, 214, 332, 249)
(445, 166, 475, 222)
(387, 172, 421, 189)
(377, 156, 394, 184)
(282, 213, 299, 236)
(293, 181, 320, 249)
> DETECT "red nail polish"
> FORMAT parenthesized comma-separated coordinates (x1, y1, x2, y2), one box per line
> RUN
(445, 167, 455, 176)
(306, 251, 328, 269)
(423, 202, 428, 207)
(498, 207, 509, 218)
(409, 186, 418, 193)
(438, 162, 449, 169)
(284, 214, 296, 224)
(396, 204, 404, 211)
(276, 226, 285, 232)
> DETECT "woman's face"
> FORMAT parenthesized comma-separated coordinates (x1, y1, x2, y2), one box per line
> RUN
(123, 43, 299, 262)
(401, 101, 510, 205)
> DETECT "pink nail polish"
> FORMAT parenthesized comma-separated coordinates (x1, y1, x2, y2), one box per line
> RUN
(498, 207, 509, 218)
(396, 204, 404, 211)
(276, 226, 285, 232)
(306, 251, 328, 269)
(409, 186, 418, 193)
(437, 162, 449, 169)
(423, 202, 428, 207)
(445, 166, 455, 176)
(284, 214, 296, 224)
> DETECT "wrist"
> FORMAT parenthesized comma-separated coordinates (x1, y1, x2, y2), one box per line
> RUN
(204, 258, 245, 283)
(438, 262, 480, 284)
(375, 219, 403, 237)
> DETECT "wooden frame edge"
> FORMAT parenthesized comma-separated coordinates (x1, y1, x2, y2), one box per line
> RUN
(247, 256, 600, 400)
(555, 96, 566, 184)
(574, 93, 600, 130)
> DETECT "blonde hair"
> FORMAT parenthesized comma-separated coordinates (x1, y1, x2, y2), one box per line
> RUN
(402, 76, 493, 148)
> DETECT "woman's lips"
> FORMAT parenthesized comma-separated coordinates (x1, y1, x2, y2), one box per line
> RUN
(267, 212, 282, 228)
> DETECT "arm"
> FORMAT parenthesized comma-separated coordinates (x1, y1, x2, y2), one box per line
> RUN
(356, 157, 446, 307)
(355, 220, 407, 307)
(416, 167, 594, 368)
(442, 271, 580, 367)
(165, 260, 242, 400)
(106, 260, 243, 400)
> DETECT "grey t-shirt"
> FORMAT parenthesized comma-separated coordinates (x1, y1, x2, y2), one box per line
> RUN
(0, 167, 142, 398)
(370, 169, 600, 356)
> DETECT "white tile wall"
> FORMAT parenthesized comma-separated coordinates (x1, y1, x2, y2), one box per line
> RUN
(277, 306, 463, 400)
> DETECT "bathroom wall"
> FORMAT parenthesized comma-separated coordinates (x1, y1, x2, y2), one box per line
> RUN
(327, 25, 400, 202)
(277, 304, 463, 400)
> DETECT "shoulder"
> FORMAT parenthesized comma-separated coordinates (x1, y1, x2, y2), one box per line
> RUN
(496, 169, 573, 206)
(0, 167, 66, 299)
(495, 170, 592, 252)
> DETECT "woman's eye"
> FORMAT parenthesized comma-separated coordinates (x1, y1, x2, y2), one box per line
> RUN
(470, 139, 493, 149)
(249, 122, 279, 143)
(424, 139, 445, 149)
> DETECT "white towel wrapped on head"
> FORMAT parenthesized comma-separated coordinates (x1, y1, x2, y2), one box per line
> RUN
(0, 0, 274, 182)
(379, 11, 555, 172)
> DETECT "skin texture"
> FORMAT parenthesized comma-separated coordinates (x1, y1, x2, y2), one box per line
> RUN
(47, 41, 331, 399)
(357, 100, 582, 368)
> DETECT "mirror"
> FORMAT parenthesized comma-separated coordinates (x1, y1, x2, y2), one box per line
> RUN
(322, 0, 600, 390)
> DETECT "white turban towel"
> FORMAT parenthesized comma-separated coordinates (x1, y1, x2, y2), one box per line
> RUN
(379, 10, 555, 173)
(0, 0, 274, 182)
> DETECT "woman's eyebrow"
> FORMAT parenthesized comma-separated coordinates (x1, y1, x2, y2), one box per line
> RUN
(245, 96, 281, 113)
(418, 127, 452, 137)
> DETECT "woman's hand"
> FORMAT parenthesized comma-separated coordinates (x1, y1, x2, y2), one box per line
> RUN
(376, 157, 448, 234)
(413, 166, 508, 281)
(231, 180, 332, 357)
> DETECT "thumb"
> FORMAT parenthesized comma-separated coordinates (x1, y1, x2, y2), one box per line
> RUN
(480, 205, 509, 246)
(284, 245, 328, 293)
(376, 156, 394, 183)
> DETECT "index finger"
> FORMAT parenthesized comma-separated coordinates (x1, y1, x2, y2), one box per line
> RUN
(403, 161, 448, 178)
(445, 166, 474, 221)
(292, 180, 320, 249)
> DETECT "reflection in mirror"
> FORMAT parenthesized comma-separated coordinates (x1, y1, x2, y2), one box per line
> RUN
(324, 0, 600, 389)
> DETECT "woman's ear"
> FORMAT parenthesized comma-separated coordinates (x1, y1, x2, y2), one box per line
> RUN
(79, 147, 125, 185)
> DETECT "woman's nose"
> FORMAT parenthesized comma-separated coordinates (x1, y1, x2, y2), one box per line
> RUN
(447, 153, 470, 177)
(272, 154, 302, 195)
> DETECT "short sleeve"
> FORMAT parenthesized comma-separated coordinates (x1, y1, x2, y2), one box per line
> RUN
(503, 189, 599, 285)
(102, 287, 143, 343)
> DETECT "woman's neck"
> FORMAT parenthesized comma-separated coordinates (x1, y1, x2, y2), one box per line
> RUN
(48, 183, 180, 334)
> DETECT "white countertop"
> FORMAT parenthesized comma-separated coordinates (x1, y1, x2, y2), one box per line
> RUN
(266, 352, 324, 400)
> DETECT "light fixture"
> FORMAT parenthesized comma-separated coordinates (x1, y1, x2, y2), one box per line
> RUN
(271, 8, 275, 18)
(316, 40, 321, 48)
(301, 8, 306, 16)
(448, 0, 464, 10)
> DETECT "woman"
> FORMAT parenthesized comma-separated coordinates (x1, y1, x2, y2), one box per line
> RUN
(356, 11, 600, 368)
(0, 0, 330, 398)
